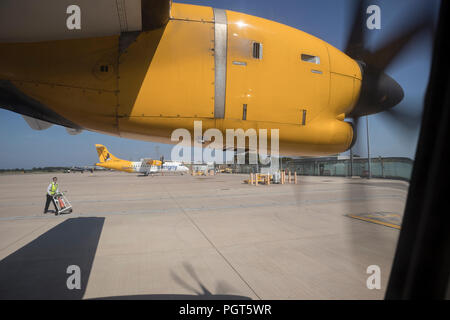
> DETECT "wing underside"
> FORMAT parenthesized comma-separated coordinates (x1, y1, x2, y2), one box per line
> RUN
(0, 0, 172, 43)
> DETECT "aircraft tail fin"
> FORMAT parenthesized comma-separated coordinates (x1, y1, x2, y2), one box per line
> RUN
(96, 144, 119, 163)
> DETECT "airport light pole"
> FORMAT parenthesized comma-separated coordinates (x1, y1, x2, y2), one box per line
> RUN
(350, 148, 353, 177)
(366, 116, 372, 179)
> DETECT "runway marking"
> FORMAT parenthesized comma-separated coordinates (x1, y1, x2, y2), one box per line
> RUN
(347, 213, 402, 229)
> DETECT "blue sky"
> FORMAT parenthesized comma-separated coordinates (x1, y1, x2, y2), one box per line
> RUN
(0, 0, 440, 168)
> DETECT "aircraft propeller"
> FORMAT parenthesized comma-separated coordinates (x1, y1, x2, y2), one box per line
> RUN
(342, 0, 436, 271)
(345, 0, 434, 141)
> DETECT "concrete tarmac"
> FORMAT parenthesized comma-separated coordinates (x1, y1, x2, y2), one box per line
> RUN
(0, 172, 408, 299)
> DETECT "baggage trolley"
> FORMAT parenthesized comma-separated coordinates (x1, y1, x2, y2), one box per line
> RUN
(52, 192, 73, 216)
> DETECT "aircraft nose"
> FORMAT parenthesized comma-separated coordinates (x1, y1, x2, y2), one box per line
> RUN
(349, 69, 404, 118)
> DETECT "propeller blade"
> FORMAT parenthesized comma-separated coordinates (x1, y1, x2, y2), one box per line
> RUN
(170, 270, 201, 295)
(183, 263, 212, 295)
(345, 0, 434, 119)
(350, 116, 363, 156)
(380, 106, 423, 132)
(345, 116, 399, 267)
(365, 10, 434, 71)
(344, 0, 367, 60)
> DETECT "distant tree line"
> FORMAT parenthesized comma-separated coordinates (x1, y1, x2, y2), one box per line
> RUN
(0, 167, 71, 173)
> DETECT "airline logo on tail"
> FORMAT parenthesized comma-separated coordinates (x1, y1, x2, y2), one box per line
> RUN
(96, 144, 118, 163)
(95, 144, 133, 172)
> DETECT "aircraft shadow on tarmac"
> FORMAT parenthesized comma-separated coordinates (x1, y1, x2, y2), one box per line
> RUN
(91, 263, 252, 300)
(0, 217, 104, 299)
(92, 294, 252, 300)
(0, 218, 251, 300)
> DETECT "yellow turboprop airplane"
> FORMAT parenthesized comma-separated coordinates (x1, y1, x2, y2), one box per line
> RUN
(95, 144, 189, 175)
(0, 1, 427, 156)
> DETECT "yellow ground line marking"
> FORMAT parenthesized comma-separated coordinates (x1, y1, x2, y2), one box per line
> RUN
(366, 213, 401, 219)
(347, 214, 401, 230)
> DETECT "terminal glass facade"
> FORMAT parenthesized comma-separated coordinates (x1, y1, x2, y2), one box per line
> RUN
(284, 157, 414, 181)
(230, 157, 414, 181)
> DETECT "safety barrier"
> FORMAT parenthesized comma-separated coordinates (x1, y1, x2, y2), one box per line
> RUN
(245, 171, 298, 186)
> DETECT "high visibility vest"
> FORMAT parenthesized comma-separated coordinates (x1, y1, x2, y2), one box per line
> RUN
(50, 183, 58, 195)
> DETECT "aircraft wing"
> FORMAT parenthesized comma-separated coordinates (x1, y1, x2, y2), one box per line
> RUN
(139, 158, 161, 175)
(22, 115, 83, 135)
(0, 0, 172, 43)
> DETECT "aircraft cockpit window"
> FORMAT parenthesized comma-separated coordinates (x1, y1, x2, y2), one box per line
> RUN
(301, 54, 320, 64)
(253, 42, 263, 59)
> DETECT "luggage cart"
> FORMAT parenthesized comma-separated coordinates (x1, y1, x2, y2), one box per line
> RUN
(52, 192, 73, 216)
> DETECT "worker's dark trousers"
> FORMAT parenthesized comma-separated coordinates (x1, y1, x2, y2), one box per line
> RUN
(44, 194, 56, 213)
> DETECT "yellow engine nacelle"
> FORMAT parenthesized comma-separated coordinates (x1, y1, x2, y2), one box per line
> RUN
(0, 3, 362, 156)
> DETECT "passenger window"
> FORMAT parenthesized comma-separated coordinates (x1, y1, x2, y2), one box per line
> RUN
(301, 54, 320, 64)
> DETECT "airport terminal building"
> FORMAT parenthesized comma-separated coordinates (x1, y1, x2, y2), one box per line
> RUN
(282, 156, 413, 180)
(229, 156, 413, 181)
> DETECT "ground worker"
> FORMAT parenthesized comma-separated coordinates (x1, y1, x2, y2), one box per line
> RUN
(44, 177, 59, 214)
